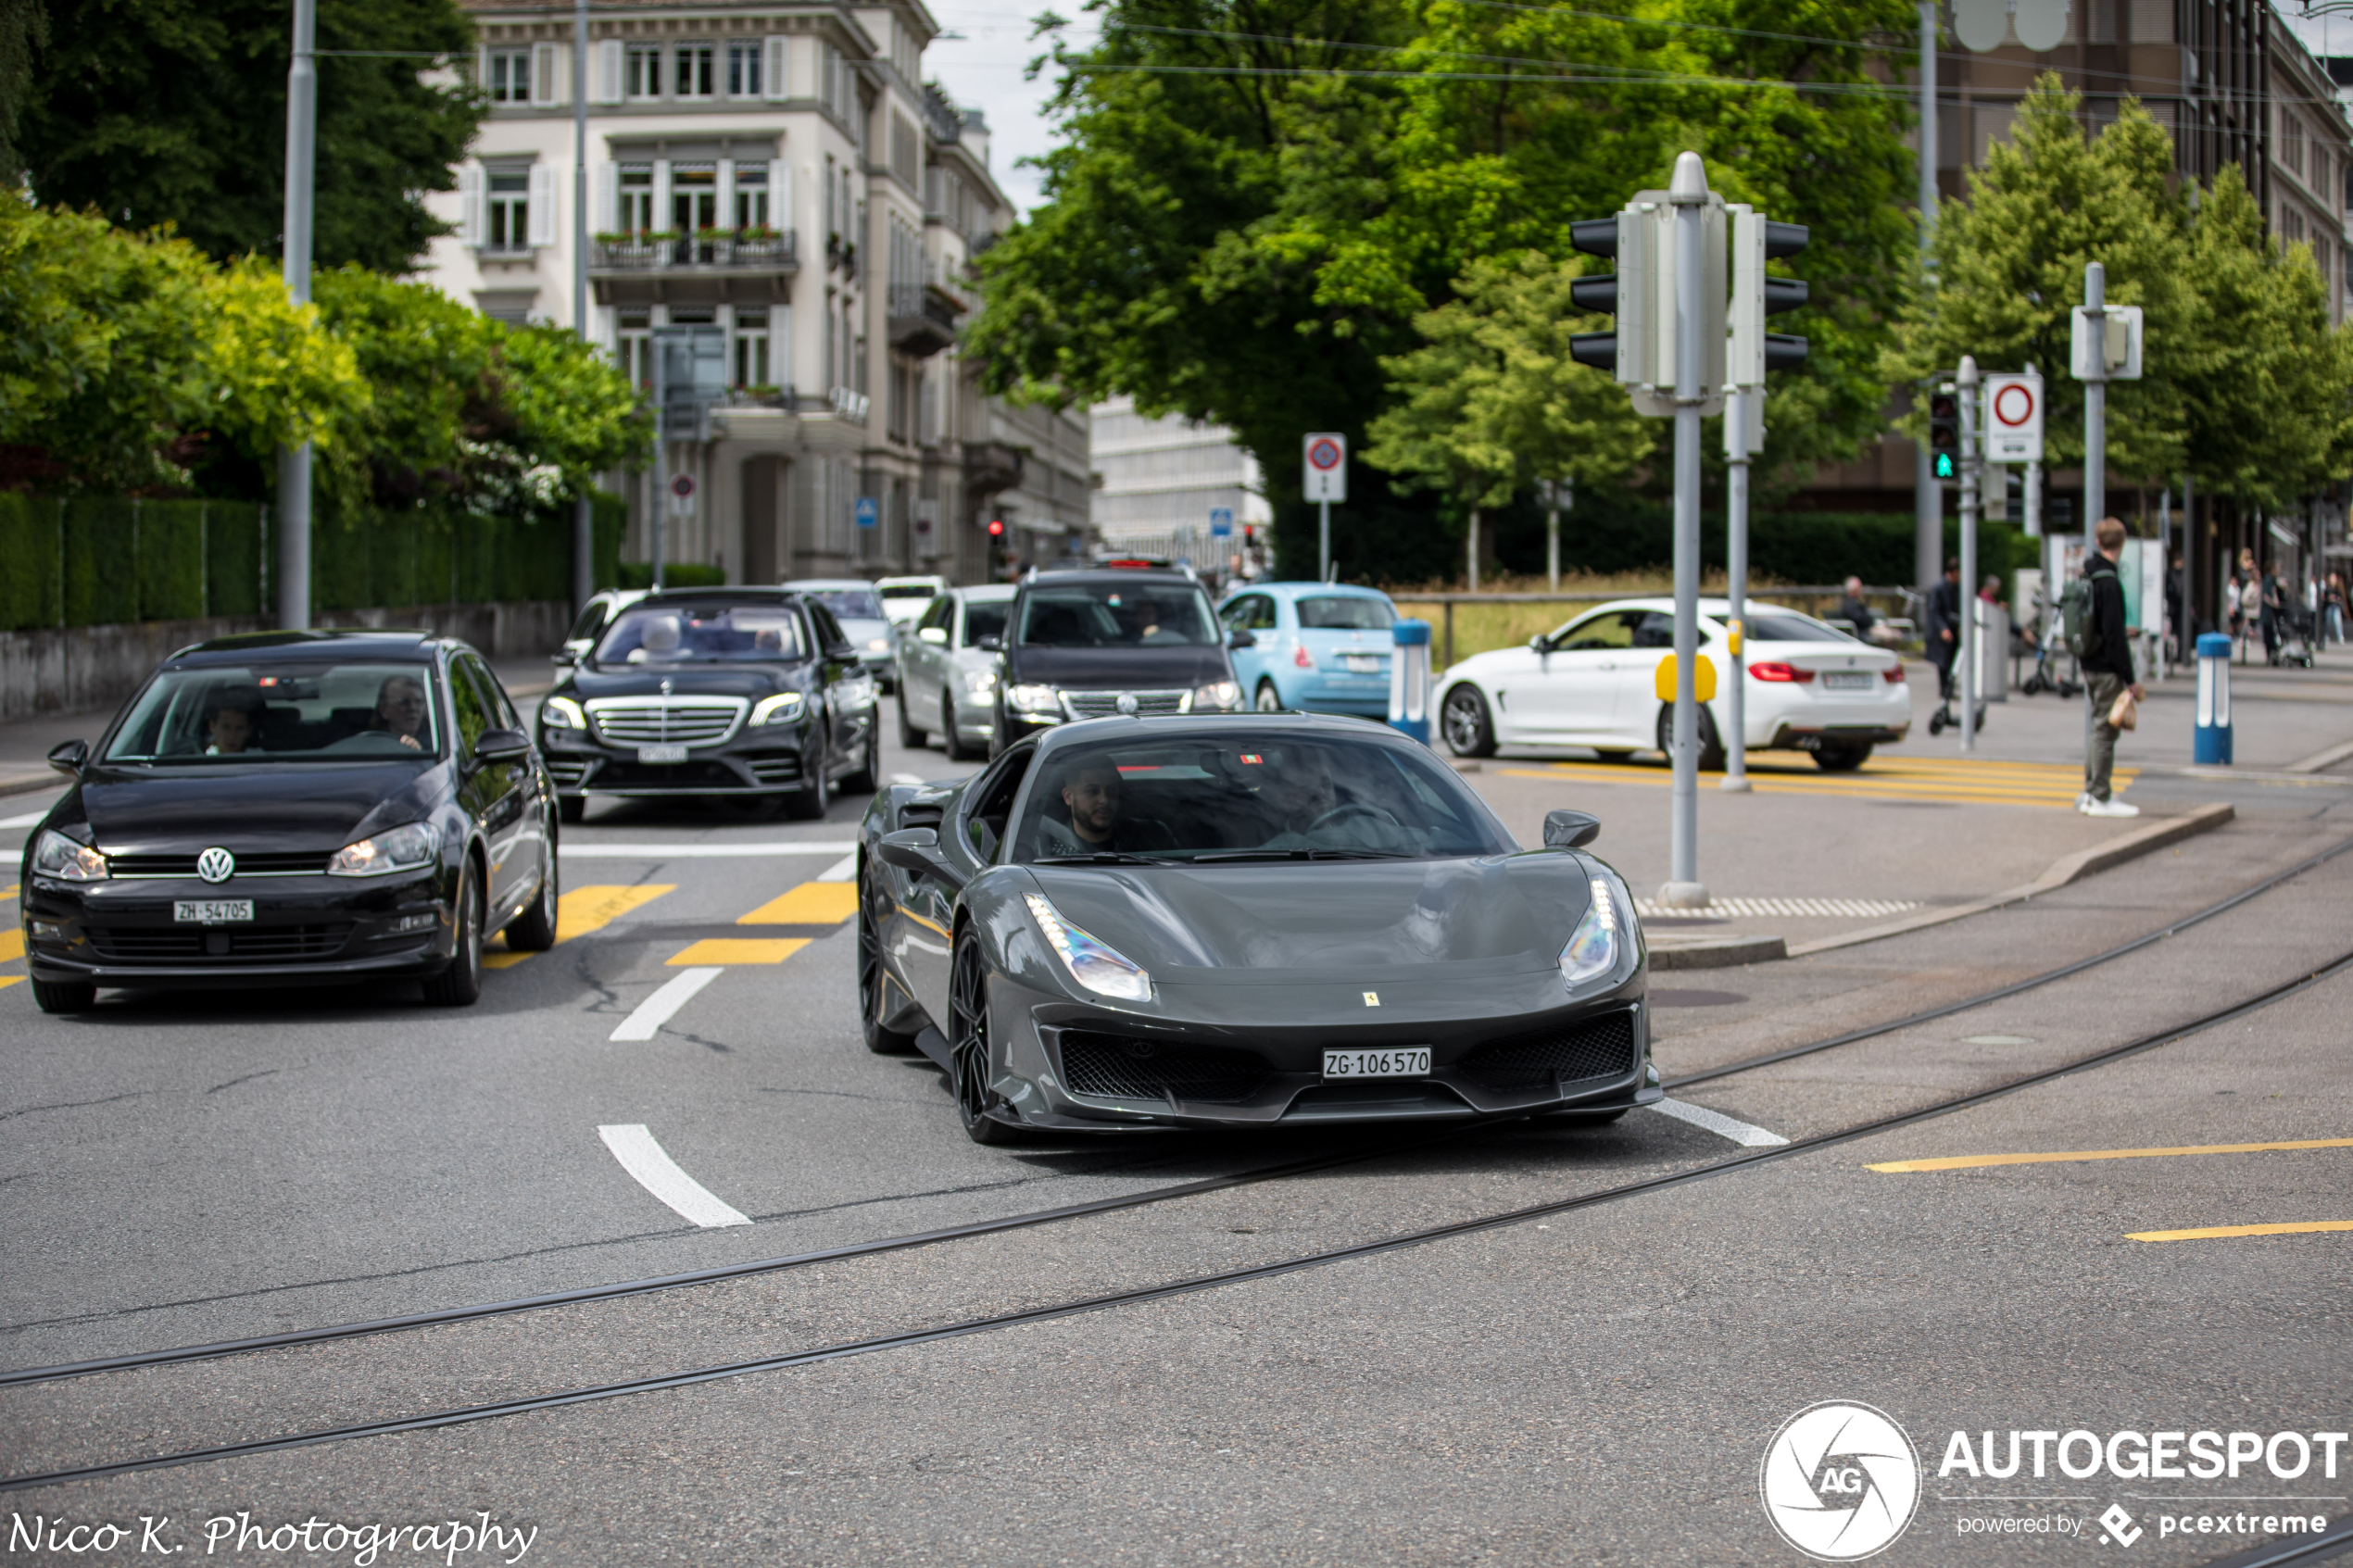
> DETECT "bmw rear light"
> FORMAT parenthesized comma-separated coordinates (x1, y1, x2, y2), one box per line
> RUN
(1747, 661, 1815, 683)
(1882, 665, 1906, 683)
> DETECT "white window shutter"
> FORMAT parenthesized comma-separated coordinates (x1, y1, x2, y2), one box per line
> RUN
(764, 36, 788, 101)
(457, 163, 484, 245)
(771, 158, 789, 236)
(533, 43, 558, 105)
(595, 161, 618, 233)
(529, 164, 558, 247)
(473, 44, 487, 89)
(596, 39, 623, 104)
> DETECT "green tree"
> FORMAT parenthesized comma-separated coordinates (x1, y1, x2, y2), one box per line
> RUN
(19, 0, 479, 273)
(0, 0, 44, 183)
(1882, 76, 2190, 484)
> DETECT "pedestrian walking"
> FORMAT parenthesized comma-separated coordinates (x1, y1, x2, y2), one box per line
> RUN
(2233, 548, 2260, 663)
(1833, 576, 1877, 642)
(2079, 518, 2145, 818)
(1926, 557, 1962, 707)
(2259, 558, 2284, 666)
(2326, 572, 2347, 646)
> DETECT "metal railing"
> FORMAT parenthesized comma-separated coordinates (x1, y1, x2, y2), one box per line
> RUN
(591, 232, 799, 271)
(1387, 585, 1920, 670)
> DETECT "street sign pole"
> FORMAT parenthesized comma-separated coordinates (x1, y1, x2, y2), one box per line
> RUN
(1302, 434, 1346, 583)
(1663, 152, 1709, 909)
(1915, 0, 1942, 603)
(573, 0, 594, 612)
(1320, 500, 1330, 582)
(651, 335, 669, 589)
(1722, 390, 1753, 794)
(276, 0, 317, 631)
(2082, 262, 2107, 533)
(1957, 356, 1981, 752)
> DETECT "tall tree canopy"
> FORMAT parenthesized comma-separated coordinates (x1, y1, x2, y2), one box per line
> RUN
(19, 0, 480, 273)
(966, 0, 1917, 578)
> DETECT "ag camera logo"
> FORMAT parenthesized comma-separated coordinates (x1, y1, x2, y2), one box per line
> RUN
(1760, 1401, 1922, 1561)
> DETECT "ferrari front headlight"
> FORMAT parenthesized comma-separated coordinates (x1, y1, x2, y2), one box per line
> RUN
(1559, 876, 1621, 990)
(750, 692, 805, 726)
(1189, 680, 1240, 712)
(328, 822, 440, 878)
(1025, 892, 1152, 1002)
(540, 695, 585, 729)
(32, 829, 107, 882)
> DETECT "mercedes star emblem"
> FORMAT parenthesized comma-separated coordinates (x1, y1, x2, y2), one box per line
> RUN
(196, 847, 236, 884)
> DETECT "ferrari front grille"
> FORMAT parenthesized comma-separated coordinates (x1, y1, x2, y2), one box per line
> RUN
(584, 696, 748, 746)
(1058, 1031, 1270, 1104)
(1455, 1009, 1639, 1094)
(1060, 690, 1188, 720)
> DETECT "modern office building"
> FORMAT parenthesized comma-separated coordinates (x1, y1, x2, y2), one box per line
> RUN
(1088, 397, 1270, 563)
(422, 0, 1089, 583)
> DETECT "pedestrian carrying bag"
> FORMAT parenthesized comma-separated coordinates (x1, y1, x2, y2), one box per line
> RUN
(2060, 574, 2102, 660)
(2108, 688, 2138, 731)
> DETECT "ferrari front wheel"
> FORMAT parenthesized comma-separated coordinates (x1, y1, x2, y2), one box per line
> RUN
(859, 873, 921, 1055)
(948, 931, 1023, 1144)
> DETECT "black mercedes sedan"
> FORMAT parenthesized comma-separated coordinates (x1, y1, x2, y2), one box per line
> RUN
(536, 588, 880, 822)
(21, 630, 558, 1014)
(857, 713, 1659, 1143)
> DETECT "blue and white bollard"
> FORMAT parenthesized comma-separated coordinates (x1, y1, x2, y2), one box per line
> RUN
(2195, 631, 2233, 765)
(1390, 618, 1432, 744)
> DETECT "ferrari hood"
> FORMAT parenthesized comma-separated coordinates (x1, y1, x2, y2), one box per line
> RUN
(1025, 854, 1598, 975)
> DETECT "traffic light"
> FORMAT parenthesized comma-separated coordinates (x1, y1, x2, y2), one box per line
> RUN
(987, 518, 1004, 539)
(1730, 210, 1810, 384)
(1927, 390, 1960, 481)
(1566, 218, 1627, 373)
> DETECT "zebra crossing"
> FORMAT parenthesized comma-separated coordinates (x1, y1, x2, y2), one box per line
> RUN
(1634, 896, 1923, 922)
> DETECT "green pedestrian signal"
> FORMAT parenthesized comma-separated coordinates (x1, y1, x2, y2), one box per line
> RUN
(1927, 389, 1961, 481)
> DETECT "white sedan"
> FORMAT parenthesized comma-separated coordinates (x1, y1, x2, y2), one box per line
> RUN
(1435, 597, 1909, 771)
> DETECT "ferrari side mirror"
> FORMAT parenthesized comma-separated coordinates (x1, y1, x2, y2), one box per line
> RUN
(1542, 809, 1601, 849)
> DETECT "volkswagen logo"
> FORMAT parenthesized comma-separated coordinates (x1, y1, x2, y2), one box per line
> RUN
(1116, 694, 1139, 715)
(1759, 1401, 1920, 1561)
(195, 847, 236, 884)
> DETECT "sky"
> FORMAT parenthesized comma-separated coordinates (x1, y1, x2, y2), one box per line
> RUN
(921, 0, 1101, 216)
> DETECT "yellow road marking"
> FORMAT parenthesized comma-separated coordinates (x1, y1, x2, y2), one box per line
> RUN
(2127, 1221, 2353, 1242)
(668, 937, 810, 966)
(1869, 1138, 2353, 1173)
(484, 884, 675, 969)
(0, 930, 22, 962)
(1500, 757, 2132, 810)
(737, 882, 858, 925)
(0, 975, 19, 990)
(2, 884, 17, 902)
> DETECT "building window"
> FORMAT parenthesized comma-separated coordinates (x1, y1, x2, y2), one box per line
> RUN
(485, 170, 530, 251)
(618, 308, 651, 388)
(624, 44, 662, 99)
(674, 44, 715, 98)
(485, 48, 531, 103)
(735, 307, 772, 387)
(672, 162, 719, 247)
(727, 40, 762, 97)
(733, 161, 769, 230)
(618, 165, 654, 234)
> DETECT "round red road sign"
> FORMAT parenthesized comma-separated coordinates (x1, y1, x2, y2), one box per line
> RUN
(671, 474, 696, 498)
(1306, 437, 1342, 471)
(1992, 383, 2035, 427)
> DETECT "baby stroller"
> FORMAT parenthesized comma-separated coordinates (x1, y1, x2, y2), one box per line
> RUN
(2277, 603, 2318, 669)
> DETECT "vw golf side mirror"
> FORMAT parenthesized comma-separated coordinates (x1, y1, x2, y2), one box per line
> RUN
(1542, 809, 1602, 849)
(47, 738, 88, 776)
(474, 729, 534, 765)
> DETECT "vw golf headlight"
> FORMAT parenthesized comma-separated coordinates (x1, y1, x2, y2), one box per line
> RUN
(1025, 892, 1152, 1002)
(1559, 876, 1624, 990)
(750, 691, 805, 726)
(1189, 680, 1240, 712)
(540, 695, 585, 729)
(328, 822, 440, 878)
(1006, 683, 1060, 717)
(32, 829, 107, 882)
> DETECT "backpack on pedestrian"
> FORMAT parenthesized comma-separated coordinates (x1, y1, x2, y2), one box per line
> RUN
(2058, 573, 2102, 661)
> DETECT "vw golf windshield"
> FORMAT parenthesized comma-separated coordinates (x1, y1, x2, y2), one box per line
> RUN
(105, 663, 445, 761)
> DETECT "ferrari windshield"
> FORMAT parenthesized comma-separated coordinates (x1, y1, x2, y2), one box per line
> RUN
(596, 604, 806, 664)
(1017, 583, 1220, 647)
(105, 663, 444, 761)
(1013, 732, 1513, 863)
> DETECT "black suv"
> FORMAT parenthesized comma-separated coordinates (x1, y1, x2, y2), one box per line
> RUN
(991, 569, 1252, 755)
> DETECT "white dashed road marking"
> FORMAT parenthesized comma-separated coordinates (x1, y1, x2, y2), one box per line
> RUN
(1648, 1097, 1791, 1147)
(1635, 897, 1921, 921)
(818, 853, 857, 882)
(609, 966, 724, 1041)
(596, 1123, 751, 1228)
(0, 809, 49, 829)
(890, 772, 925, 785)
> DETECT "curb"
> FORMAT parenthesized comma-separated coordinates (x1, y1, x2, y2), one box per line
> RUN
(1648, 934, 1788, 972)
(2285, 737, 2353, 774)
(1781, 802, 2237, 958)
(0, 769, 55, 800)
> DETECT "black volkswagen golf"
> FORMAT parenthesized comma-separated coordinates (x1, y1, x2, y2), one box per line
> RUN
(20, 630, 558, 1014)
(535, 587, 880, 822)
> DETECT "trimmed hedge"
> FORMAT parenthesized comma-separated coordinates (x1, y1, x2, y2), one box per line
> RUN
(1, 492, 628, 631)
(617, 561, 727, 589)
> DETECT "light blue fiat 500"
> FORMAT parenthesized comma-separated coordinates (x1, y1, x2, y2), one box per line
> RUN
(1215, 582, 1400, 717)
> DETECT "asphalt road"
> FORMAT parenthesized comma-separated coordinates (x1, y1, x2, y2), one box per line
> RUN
(4, 684, 2350, 1566)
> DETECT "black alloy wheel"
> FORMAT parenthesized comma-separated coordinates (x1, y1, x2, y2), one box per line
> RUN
(841, 721, 881, 796)
(1811, 740, 1874, 772)
(897, 692, 925, 748)
(941, 693, 978, 761)
(422, 862, 484, 1007)
(1253, 680, 1284, 713)
(949, 931, 1022, 1144)
(31, 978, 96, 1014)
(858, 873, 921, 1055)
(1654, 702, 1728, 773)
(502, 835, 560, 951)
(786, 738, 831, 820)
(1441, 684, 1496, 758)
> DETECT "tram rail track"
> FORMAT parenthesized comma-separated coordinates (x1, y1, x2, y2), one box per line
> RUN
(6, 923, 2351, 1495)
(5, 828, 2349, 1405)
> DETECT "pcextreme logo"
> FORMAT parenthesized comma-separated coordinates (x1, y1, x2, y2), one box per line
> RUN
(1761, 1401, 1923, 1561)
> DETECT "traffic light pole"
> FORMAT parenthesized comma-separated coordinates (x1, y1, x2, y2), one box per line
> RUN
(2082, 262, 2107, 531)
(651, 341, 669, 590)
(1661, 153, 1709, 909)
(1957, 356, 1980, 752)
(276, 0, 316, 632)
(1914, 0, 1942, 601)
(573, 0, 594, 612)
(1722, 389, 1751, 794)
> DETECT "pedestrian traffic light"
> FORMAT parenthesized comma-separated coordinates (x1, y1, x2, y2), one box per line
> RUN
(1927, 390, 1961, 480)
(1730, 210, 1810, 386)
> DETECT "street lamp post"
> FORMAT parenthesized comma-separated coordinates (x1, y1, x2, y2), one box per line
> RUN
(277, 0, 317, 631)
(573, 0, 594, 611)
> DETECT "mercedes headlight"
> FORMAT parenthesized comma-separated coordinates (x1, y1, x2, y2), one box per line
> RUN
(327, 822, 440, 878)
(32, 829, 107, 882)
(540, 695, 585, 729)
(750, 691, 805, 726)
(1189, 680, 1240, 712)
(1559, 876, 1623, 990)
(1007, 683, 1060, 716)
(1025, 892, 1152, 1002)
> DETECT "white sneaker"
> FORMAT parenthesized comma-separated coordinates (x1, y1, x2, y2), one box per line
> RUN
(2082, 797, 2141, 818)
(2074, 792, 2094, 810)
